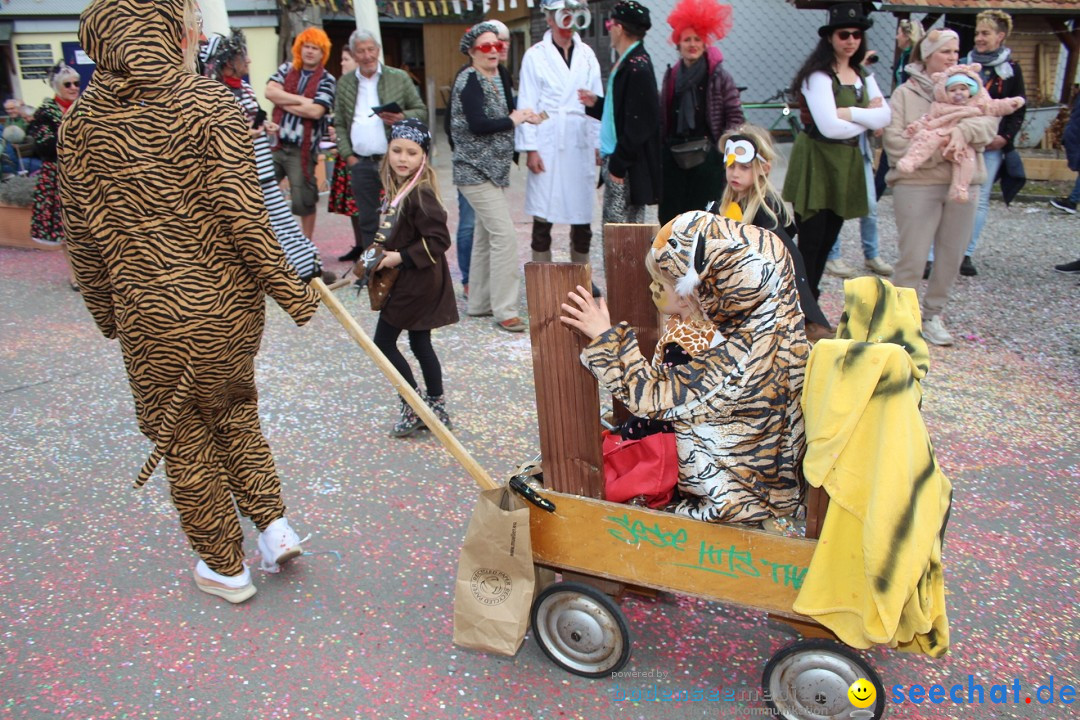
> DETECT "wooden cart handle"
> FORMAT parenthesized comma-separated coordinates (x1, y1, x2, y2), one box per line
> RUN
(312, 277, 498, 491)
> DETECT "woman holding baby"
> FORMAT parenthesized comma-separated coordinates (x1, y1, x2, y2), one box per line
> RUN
(883, 28, 999, 347)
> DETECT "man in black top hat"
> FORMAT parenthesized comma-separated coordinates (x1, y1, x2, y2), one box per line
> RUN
(579, 0, 661, 232)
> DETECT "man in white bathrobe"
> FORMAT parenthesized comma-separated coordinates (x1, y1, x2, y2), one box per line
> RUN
(516, 0, 603, 273)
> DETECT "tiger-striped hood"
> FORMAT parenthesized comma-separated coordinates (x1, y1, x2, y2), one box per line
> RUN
(651, 210, 797, 332)
(79, 0, 186, 98)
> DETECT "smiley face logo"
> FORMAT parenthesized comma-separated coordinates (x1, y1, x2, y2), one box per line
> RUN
(847, 678, 876, 708)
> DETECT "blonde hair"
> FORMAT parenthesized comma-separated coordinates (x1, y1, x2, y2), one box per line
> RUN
(181, 0, 202, 73)
(378, 140, 444, 209)
(716, 124, 791, 232)
(976, 10, 1012, 38)
(644, 247, 706, 319)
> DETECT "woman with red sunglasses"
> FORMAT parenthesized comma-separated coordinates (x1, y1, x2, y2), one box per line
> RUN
(450, 22, 539, 333)
(782, 2, 890, 327)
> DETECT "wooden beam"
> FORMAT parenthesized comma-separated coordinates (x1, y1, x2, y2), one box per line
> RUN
(312, 278, 498, 491)
(525, 262, 605, 498)
(1049, 19, 1080, 105)
(602, 223, 661, 425)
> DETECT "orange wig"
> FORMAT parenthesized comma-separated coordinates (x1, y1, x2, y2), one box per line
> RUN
(667, 0, 733, 46)
(291, 27, 331, 69)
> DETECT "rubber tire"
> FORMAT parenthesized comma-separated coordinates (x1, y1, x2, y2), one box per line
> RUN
(530, 581, 631, 678)
(761, 638, 886, 719)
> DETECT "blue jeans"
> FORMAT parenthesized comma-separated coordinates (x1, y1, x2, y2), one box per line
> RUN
(828, 152, 879, 261)
(1067, 173, 1080, 204)
(456, 190, 475, 285)
(968, 148, 1003, 256)
(930, 148, 1002, 261)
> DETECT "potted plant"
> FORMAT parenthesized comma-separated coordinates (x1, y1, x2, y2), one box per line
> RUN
(0, 175, 59, 250)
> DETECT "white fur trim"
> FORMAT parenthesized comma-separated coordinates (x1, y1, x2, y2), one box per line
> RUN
(674, 230, 701, 297)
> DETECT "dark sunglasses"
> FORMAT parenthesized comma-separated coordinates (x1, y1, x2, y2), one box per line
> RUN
(474, 41, 506, 54)
(62, 81, 80, 88)
(836, 30, 863, 41)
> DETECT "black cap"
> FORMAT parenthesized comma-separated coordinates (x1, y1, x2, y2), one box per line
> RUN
(612, 1, 651, 32)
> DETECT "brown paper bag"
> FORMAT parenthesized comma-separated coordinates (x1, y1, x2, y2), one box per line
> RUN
(452, 487, 536, 656)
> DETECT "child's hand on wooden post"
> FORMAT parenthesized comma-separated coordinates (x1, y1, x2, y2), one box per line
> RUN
(559, 285, 612, 340)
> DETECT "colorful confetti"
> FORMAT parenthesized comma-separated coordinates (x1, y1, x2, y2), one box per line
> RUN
(0, 147, 1075, 719)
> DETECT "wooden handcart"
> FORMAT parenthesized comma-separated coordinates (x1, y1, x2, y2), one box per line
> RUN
(313, 223, 887, 720)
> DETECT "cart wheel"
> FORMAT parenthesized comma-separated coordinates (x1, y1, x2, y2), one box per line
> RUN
(762, 639, 885, 719)
(530, 581, 631, 678)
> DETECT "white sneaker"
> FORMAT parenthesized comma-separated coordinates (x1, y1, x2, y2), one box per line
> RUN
(864, 256, 894, 276)
(258, 517, 303, 571)
(194, 560, 256, 604)
(824, 259, 857, 278)
(921, 315, 954, 347)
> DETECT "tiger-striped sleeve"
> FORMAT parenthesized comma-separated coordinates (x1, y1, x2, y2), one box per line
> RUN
(581, 322, 736, 424)
(203, 98, 319, 326)
(59, 154, 116, 339)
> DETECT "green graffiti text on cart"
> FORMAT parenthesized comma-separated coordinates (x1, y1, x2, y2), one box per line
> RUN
(604, 513, 807, 589)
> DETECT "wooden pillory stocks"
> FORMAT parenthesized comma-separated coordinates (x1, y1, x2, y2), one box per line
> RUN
(525, 223, 660, 500)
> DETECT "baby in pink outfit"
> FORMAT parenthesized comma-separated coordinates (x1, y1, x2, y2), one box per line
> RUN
(897, 64, 1025, 202)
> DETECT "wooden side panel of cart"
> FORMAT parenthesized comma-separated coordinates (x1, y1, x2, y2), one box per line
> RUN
(527, 489, 816, 620)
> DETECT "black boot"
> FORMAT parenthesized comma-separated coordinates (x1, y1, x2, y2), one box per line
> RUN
(338, 246, 362, 262)
(959, 255, 977, 277)
(425, 393, 452, 430)
(531, 219, 553, 257)
(390, 396, 422, 438)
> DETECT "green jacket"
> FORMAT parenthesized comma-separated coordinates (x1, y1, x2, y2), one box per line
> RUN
(334, 65, 427, 158)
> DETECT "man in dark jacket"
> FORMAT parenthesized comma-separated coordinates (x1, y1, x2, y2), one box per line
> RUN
(580, 0, 661, 228)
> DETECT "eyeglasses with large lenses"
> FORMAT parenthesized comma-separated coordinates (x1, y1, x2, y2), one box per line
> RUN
(836, 30, 863, 40)
(62, 81, 80, 88)
(555, 7, 591, 30)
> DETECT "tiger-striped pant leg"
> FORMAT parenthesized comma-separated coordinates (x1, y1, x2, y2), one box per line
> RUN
(211, 395, 286, 535)
(164, 405, 247, 577)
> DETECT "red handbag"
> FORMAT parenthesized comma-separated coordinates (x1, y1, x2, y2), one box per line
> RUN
(601, 430, 679, 509)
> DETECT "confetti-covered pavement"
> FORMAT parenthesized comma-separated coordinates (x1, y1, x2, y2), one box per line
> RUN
(0, 142, 1077, 720)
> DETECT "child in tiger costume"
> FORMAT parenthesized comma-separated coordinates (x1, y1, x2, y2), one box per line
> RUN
(59, 0, 319, 603)
(562, 210, 808, 524)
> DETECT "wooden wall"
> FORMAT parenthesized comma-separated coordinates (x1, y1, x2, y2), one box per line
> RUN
(1008, 15, 1064, 105)
(423, 23, 473, 110)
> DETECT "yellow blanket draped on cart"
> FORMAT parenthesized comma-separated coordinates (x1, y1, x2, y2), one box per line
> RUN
(793, 278, 951, 657)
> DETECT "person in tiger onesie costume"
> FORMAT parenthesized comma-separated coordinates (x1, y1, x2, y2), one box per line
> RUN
(58, 0, 320, 604)
(562, 210, 808, 524)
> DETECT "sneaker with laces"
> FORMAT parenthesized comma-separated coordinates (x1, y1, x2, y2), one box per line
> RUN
(1050, 197, 1077, 214)
(864, 256, 894, 276)
(258, 517, 303, 571)
(824, 258, 857, 278)
(921, 315, 954, 347)
(194, 560, 256, 603)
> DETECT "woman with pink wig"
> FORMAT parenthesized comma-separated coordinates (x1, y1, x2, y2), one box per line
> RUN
(659, 0, 744, 223)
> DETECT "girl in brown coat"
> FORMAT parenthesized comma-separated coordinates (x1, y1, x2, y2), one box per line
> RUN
(369, 120, 459, 437)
